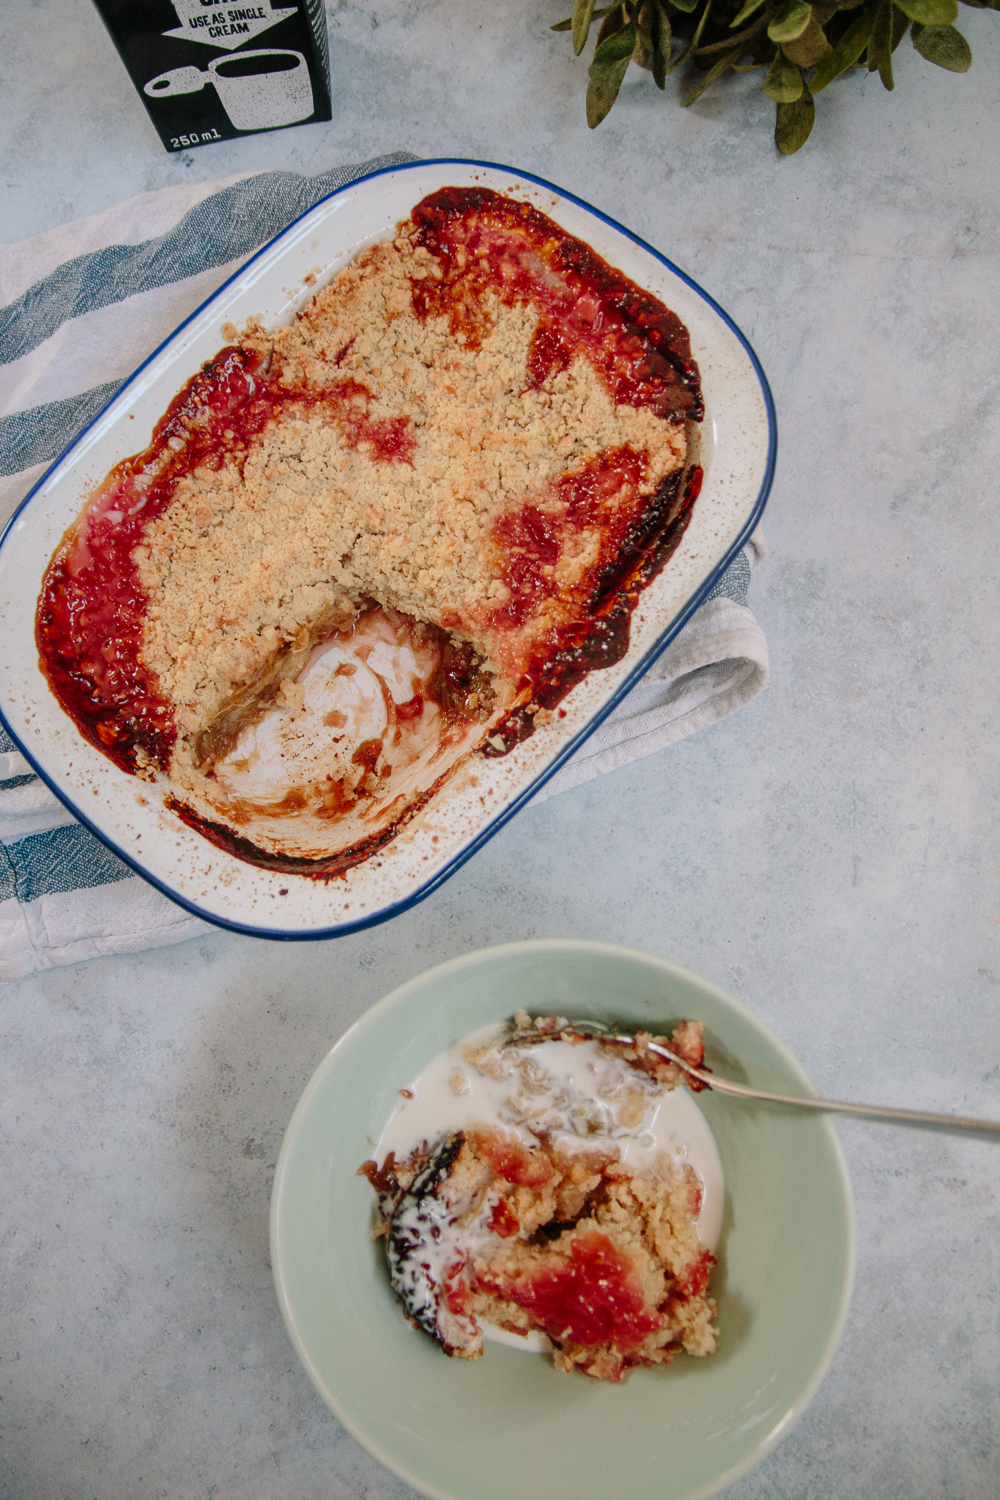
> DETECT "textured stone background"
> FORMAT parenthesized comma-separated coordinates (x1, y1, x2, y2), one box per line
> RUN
(2, 3, 999, 1497)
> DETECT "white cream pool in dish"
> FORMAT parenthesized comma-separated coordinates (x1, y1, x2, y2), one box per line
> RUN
(370, 1019, 723, 1370)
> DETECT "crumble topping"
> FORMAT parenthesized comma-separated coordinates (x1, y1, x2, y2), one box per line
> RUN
(134, 263, 683, 744)
(360, 1017, 718, 1383)
(37, 188, 702, 874)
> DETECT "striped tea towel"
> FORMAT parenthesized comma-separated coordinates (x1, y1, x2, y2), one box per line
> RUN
(0, 156, 769, 982)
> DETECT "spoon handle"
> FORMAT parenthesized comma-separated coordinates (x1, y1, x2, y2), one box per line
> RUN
(645, 1044, 1000, 1137)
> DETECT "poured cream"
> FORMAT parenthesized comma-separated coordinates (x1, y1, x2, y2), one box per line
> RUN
(215, 609, 441, 801)
(197, 606, 498, 861)
(376, 1026, 725, 1353)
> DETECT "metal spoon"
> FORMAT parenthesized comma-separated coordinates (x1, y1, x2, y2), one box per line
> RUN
(569, 1021, 1000, 1138)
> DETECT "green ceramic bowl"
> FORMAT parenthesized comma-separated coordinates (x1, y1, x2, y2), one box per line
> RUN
(270, 941, 855, 1500)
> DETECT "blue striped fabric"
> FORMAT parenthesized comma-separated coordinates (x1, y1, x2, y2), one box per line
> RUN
(0, 716, 132, 900)
(0, 381, 122, 476)
(1, 154, 418, 478)
(0, 822, 128, 904)
(0, 774, 37, 791)
(1, 724, 129, 903)
(705, 547, 750, 605)
(2, 164, 422, 367)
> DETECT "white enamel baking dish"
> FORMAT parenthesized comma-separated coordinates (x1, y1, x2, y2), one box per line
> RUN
(0, 159, 776, 939)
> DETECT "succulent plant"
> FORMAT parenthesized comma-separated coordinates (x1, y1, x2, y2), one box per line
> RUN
(552, 0, 996, 152)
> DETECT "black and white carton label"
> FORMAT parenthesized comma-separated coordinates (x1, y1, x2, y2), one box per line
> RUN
(92, 0, 332, 151)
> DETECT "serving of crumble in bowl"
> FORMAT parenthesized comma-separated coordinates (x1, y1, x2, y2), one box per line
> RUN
(0, 161, 775, 937)
(271, 941, 854, 1500)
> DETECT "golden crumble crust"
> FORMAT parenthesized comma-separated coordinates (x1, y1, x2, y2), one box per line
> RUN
(135, 231, 685, 751)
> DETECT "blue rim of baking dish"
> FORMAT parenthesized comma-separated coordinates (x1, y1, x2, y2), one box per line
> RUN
(0, 157, 777, 942)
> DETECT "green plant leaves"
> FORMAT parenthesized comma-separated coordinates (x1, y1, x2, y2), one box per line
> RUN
(810, 6, 874, 87)
(768, 0, 814, 42)
(696, 12, 768, 52)
(635, 0, 655, 64)
(894, 0, 958, 23)
(551, 4, 615, 33)
(572, 0, 598, 54)
(912, 19, 973, 64)
(587, 18, 637, 125)
(775, 84, 815, 150)
(782, 15, 835, 62)
(554, 0, 984, 146)
(650, 0, 674, 85)
(764, 50, 805, 96)
(891, 4, 912, 45)
(594, 4, 629, 44)
(591, 16, 639, 62)
(701, 11, 773, 52)
(662, 0, 717, 74)
(684, 47, 742, 101)
(586, 55, 633, 123)
(729, 0, 767, 23)
(868, 0, 896, 86)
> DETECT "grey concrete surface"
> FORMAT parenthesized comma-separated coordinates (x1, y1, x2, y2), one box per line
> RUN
(2, 2, 999, 1497)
